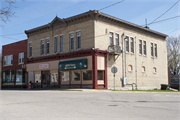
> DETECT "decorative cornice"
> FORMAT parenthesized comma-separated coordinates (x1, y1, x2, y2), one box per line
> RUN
(24, 10, 167, 38)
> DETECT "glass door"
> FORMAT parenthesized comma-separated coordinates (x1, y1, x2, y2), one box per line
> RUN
(42, 71, 50, 88)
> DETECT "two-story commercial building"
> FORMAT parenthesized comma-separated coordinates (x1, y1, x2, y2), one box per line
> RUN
(1, 40, 27, 89)
(24, 10, 168, 89)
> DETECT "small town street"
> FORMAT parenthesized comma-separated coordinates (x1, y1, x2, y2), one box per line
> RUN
(0, 90, 179, 120)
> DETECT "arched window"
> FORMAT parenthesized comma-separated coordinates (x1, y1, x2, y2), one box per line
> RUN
(153, 67, 157, 73)
(142, 66, 145, 72)
(128, 65, 133, 72)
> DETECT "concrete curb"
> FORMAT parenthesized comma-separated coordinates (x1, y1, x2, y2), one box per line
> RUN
(49, 89, 84, 91)
(113, 91, 180, 93)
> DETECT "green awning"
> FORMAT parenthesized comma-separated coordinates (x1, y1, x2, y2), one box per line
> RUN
(59, 59, 88, 71)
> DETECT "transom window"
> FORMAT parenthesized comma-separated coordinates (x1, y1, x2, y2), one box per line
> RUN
(19, 53, 24, 64)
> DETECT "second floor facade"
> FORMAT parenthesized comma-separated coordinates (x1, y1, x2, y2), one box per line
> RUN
(25, 10, 167, 63)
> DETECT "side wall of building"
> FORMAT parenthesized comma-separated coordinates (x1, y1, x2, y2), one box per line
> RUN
(94, 20, 168, 89)
(27, 20, 94, 58)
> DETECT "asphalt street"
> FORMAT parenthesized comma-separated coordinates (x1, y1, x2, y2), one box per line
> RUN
(0, 90, 179, 120)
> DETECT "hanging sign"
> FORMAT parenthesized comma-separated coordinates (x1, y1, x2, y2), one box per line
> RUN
(59, 59, 87, 71)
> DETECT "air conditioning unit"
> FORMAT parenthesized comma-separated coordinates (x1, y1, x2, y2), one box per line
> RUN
(108, 45, 121, 55)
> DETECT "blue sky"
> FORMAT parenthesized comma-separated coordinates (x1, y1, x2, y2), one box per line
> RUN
(0, 0, 179, 52)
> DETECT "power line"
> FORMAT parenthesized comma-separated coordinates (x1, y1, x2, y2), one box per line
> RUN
(168, 27, 180, 34)
(99, 0, 125, 11)
(0, 33, 24, 36)
(141, 15, 180, 26)
(2, 15, 179, 37)
(3, 0, 89, 30)
(0, 36, 20, 40)
(148, 0, 179, 25)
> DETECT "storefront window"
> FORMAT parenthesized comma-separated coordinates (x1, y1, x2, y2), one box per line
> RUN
(16, 69, 26, 85)
(72, 71, 80, 81)
(2, 70, 14, 85)
(35, 74, 41, 83)
(83, 71, 92, 80)
(61, 72, 69, 81)
(51, 73, 58, 82)
(98, 70, 104, 80)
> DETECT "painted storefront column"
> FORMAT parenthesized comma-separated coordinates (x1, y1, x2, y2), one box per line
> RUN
(104, 55, 108, 89)
(93, 55, 98, 89)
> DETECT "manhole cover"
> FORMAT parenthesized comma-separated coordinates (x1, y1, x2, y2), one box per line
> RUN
(107, 105, 118, 106)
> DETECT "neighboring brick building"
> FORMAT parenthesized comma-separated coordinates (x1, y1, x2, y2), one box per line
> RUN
(24, 10, 168, 89)
(1, 40, 27, 89)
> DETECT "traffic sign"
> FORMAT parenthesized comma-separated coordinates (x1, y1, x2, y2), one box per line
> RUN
(111, 66, 118, 74)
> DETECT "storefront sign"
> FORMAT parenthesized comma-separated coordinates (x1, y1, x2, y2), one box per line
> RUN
(39, 64, 49, 69)
(59, 59, 87, 71)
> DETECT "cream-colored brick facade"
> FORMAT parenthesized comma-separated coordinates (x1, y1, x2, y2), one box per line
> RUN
(25, 10, 168, 89)
(94, 20, 168, 89)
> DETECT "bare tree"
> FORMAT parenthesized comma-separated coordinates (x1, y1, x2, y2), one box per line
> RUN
(167, 35, 180, 75)
(0, 0, 24, 26)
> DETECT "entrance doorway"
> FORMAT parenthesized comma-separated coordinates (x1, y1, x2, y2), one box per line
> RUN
(42, 71, 50, 88)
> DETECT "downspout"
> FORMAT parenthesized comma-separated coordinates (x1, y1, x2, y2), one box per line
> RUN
(122, 33, 124, 79)
(135, 37, 138, 89)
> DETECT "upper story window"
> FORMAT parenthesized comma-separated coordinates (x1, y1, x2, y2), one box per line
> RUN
(29, 43, 32, 57)
(115, 34, 119, 46)
(77, 32, 81, 49)
(70, 34, 74, 50)
(130, 37, 134, 53)
(41, 41, 44, 55)
(109, 32, 113, 45)
(154, 44, 157, 57)
(143, 41, 146, 56)
(139, 40, 142, 55)
(125, 36, 129, 52)
(54, 37, 58, 53)
(19, 53, 24, 64)
(60, 36, 64, 52)
(151, 43, 154, 57)
(46, 40, 49, 54)
(4, 55, 13, 66)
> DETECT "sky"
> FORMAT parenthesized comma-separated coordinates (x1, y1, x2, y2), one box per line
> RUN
(0, 0, 179, 52)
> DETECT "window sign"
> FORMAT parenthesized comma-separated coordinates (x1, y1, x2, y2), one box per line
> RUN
(59, 59, 87, 71)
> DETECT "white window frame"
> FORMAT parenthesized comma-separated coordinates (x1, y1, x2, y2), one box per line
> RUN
(4, 55, 13, 66)
(139, 39, 142, 55)
(151, 42, 154, 57)
(143, 40, 146, 56)
(41, 41, 44, 55)
(19, 53, 24, 64)
(60, 36, 64, 52)
(70, 34, 74, 51)
(29, 43, 32, 57)
(109, 32, 113, 45)
(130, 37, 134, 54)
(46, 40, 49, 54)
(76, 32, 81, 50)
(54, 37, 58, 53)
(115, 33, 119, 46)
(154, 43, 157, 58)
(125, 36, 129, 53)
